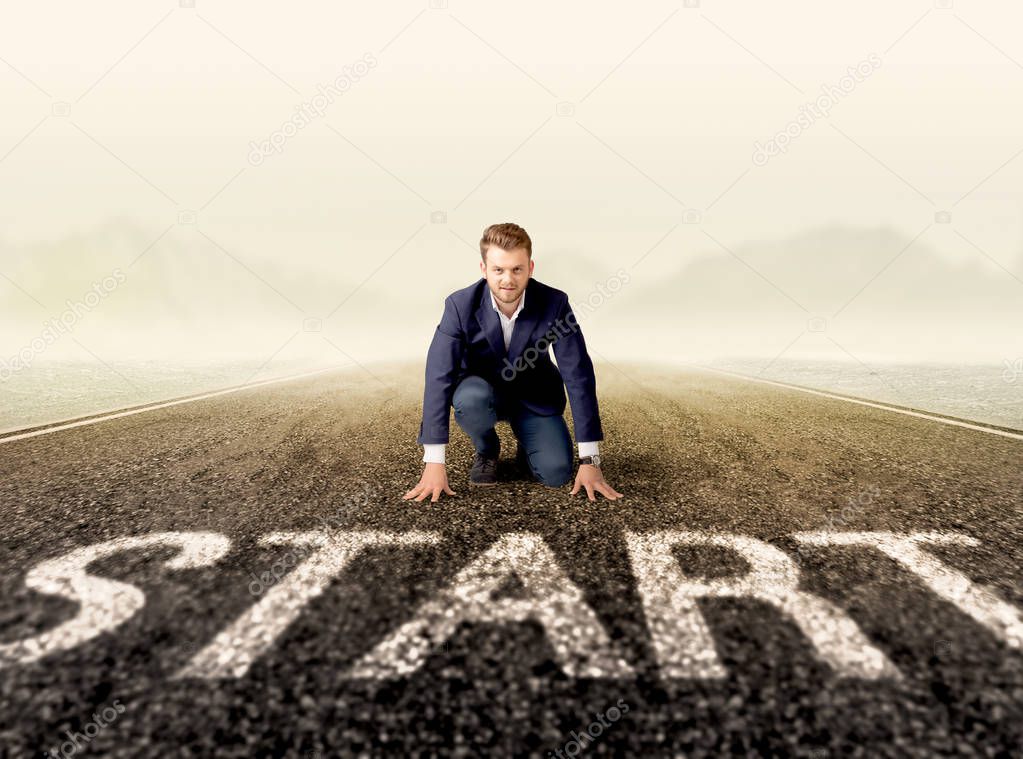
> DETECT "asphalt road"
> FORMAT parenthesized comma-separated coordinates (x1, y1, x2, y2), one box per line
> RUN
(1, 361, 1021, 758)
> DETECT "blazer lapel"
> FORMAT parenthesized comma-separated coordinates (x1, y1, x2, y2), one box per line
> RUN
(475, 292, 507, 359)
(505, 286, 540, 365)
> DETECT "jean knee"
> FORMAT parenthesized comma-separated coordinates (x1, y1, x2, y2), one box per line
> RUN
(453, 376, 494, 416)
(534, 459, 572, 487)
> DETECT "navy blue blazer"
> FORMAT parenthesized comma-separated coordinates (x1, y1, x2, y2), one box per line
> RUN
(417, 277, 604, 446)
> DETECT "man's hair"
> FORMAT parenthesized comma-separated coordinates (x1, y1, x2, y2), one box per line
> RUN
(479, 222, 532, 262)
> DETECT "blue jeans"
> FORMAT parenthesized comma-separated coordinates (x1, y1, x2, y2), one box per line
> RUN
(452, 375, 574, 487)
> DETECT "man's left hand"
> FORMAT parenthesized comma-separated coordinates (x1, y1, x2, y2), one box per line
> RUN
(570, 464, 624, 501)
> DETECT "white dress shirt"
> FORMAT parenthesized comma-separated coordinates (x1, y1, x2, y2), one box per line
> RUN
(423, 287, 601, 464)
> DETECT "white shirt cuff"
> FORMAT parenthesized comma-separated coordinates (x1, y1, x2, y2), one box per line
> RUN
(423, 443, 446, 464)
(577, 440, 600, 458)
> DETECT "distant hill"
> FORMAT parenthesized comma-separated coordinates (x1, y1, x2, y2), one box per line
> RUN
(2, 221, 1020, 363)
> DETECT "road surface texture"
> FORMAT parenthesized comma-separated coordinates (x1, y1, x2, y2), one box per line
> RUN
(1, 361, 1021, 757)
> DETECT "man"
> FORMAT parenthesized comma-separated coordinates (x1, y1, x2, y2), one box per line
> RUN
(403, 222, 624, 504)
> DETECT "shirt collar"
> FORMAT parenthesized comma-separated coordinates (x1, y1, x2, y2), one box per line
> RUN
(489, 285, 525, 320)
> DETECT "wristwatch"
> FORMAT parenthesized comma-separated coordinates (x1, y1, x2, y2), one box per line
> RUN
(578, 454, 601, 467)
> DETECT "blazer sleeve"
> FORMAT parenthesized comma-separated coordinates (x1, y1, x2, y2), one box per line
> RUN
(551, 293, 604, 443)
(417, 295, 466, 445)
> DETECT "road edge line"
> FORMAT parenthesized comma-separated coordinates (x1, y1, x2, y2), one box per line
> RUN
(0, 364, 352, 445)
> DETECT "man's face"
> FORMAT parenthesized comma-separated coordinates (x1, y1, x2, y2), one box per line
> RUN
(480, 245, 534, 306)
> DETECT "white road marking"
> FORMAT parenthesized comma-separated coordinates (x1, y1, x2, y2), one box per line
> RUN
(0, 532, 231, 667)
(4, 530, 1019, 677)
(693, 364, 1023, 442)
(794, 531, 1023, 649)
(348, 532, 634, 679)
(0, 365, 349, 444)
(176, 530, 440, 680)
(625, 531, 900, 679)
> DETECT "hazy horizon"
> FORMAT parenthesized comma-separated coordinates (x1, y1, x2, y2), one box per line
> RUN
(3, 0, 1023, 374)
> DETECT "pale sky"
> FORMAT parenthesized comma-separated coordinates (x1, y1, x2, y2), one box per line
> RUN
(2, 0, 1022, 369)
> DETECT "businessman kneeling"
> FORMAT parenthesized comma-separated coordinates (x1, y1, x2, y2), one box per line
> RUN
(403, 222, 623, 504)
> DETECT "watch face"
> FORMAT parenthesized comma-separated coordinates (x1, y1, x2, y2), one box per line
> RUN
(590, 455, 601, 466)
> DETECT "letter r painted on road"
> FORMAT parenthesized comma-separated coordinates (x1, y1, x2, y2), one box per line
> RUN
(624, 531, 900, 680)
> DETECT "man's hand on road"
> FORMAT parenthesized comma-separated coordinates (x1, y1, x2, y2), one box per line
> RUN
(570, 464, 624, 502)
(403, 462, 457, 503)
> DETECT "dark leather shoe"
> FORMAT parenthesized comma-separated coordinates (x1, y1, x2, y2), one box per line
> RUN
(469, 451, 499, 485)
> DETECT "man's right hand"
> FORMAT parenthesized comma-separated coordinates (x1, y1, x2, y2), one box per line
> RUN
(403, 462, 456, 503)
